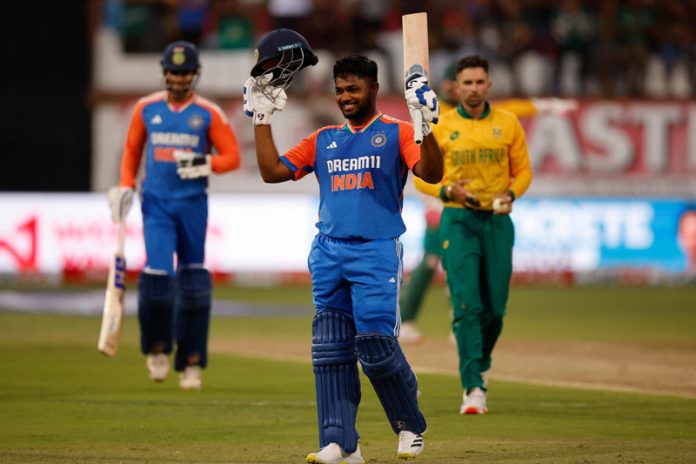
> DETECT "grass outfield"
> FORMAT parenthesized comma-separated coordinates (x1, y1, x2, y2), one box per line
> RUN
(0, 285, 695, 463)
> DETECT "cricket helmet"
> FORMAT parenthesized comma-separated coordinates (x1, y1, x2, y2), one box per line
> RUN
(161, 41, 200, 73)
(250, 29, 318, 87)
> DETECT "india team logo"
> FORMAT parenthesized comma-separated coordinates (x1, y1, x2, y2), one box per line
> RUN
(172, 47, 186, 66)
(371, 133, 387, 148)
(188, 114, 204, 130)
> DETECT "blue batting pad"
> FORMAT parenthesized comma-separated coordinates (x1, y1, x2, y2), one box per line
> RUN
(174, 268, 211, 371)
(137, 272, 175, 355)
(312, 310, 361, 453)
(355, 334, 426, 434)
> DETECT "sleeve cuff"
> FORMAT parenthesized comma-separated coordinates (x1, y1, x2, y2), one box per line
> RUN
(507, 189, 516, 202)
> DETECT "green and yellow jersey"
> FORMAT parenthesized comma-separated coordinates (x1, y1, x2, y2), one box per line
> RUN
(415, 102, 532, 210)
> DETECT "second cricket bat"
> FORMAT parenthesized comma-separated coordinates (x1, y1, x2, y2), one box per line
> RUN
(402, 12, 430, 144)
(97, 220, 127, 357)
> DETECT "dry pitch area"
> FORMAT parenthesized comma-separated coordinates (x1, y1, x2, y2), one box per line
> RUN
(211, 335, 696, 399)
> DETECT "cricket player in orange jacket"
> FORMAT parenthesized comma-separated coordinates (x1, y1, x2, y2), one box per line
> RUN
(108, 41, 240, 390)
(415, 55, 532, 415)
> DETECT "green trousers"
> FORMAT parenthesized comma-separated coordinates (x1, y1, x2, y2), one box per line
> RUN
(400, 225, 441, 322)
(439, 207, 514, 390)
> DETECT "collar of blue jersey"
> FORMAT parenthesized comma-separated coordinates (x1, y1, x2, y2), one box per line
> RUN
(167, 93, 197, 112)
(344, 112, 382, 133)
(457, 101, 490, 120)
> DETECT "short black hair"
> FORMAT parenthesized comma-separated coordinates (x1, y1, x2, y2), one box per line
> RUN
(456, 55, 489, 74)
(333, 55, 378, 82)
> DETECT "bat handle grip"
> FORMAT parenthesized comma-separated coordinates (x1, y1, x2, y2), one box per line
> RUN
(413, 110, 423, 145)
(116, 220, 126, 255)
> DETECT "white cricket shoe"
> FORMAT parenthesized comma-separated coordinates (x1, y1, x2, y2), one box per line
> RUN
(399, 321, 424, 344)
(179, 366, 202, 391)
(306, 443, 364, 464)
(397, 431, 424, 459)
(460, 387, 488, 414)
(146, 353, 169, 382)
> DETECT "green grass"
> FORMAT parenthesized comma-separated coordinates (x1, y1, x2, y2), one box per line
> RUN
(1, 285, 695, 463)
(385, 284, 696, 345)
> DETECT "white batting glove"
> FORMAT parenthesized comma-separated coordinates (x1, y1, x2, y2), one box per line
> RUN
(108, 186, 134, 223)
(405, 74, 439, 136)
(243, 75, 288, 125)
(532, 98, 578, 116)
(173, 150, 211, 179)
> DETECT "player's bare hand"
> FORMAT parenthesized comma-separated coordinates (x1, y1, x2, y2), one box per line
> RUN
(492, 192, 513, 215)
(449, 181, 480, 209)
(243, 75, 287, 125)
(173, 150, 211, 179)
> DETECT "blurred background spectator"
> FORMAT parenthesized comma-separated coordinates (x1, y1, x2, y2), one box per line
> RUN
(4, 0, 696, 192)
(94, 0, 696, 99)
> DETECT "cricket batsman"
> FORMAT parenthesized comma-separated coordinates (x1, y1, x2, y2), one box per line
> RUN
(108, 41, 241, 390)
(243, 30, 443, 461)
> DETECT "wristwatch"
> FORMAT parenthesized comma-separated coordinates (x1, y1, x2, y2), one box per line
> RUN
(440, 184, 453, 202)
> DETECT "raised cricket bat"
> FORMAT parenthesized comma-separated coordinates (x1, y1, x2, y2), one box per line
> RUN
(98, 220, 127, 357)
(402, 12, 430, 145)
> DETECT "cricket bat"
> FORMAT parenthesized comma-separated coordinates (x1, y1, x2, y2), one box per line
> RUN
(402, 12, 430, 145)
(97, 220, 127, 357)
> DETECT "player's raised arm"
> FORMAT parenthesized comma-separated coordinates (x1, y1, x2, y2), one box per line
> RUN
(243, 75, 294, 183)
(243, 29, 319, 184)
(413, 132, 443, 183)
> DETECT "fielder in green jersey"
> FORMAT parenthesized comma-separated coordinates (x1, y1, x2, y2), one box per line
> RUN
(399, 63, 574, 345)
(415, 55, 532, 415)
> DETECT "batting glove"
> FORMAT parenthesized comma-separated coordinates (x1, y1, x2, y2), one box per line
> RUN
(108, 186, 134, 223)
(243, 75, 288, 125)
(405, 75, 439, 136)
(173, 150, 212, 179)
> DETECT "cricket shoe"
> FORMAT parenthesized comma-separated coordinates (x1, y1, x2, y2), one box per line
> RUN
(397, 431, 424, 459)
(146, 353, 169, 382)
(306, 443, 364, 464)
(399, 322, 424, 344)
(179, 366, 202, 391)
(460, 387, 488, 415)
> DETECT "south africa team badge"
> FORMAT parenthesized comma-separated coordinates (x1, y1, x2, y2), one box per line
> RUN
(371, 133, 387, 148)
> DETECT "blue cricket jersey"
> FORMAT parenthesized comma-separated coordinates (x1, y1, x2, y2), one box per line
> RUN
(280, 113, 422, 240)
(119, 91, 240, 199)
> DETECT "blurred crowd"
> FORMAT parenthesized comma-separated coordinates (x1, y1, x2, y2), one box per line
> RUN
(102, 0, 696, 98)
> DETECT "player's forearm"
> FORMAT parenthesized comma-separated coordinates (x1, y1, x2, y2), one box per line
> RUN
(254, 125, 293, 183)
(509, 169, 532, 200)
(414, 176, 442, 198)
(508, 130, 532, 199)
(413, 134, 443, 183)
(208, 138, 241, 174)
(209, 130, 241, 173)
(119, 147, 141, 188)
(210, 152, 240, 173)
